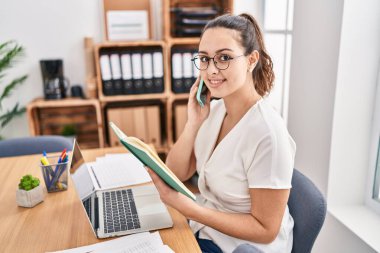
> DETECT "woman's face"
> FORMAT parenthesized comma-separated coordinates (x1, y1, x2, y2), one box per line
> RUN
(198, 27, 251, 98)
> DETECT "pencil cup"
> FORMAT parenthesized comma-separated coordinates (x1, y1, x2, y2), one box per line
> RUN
(40, 154, 69, 193)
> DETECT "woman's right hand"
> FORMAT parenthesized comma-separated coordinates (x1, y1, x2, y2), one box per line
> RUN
(187, 76, 211, 129)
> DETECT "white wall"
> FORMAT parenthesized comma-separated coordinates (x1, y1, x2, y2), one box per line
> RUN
(328, 0, 380, 206)
(288, 0, 343, 196)
(289, 0, 380, 252)
(0, 0, 103, 138)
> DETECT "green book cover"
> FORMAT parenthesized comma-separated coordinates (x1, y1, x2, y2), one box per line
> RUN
(110, 122, 196, 201)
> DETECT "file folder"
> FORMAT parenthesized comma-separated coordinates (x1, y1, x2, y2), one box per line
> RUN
(171, 52, 184, 93)
(152, 51, 164, 93)
(110, 53, 123, 95)
(121, 53, 134, 94)
(182, 52, 193, 93)
(142, 52, 154, 93)
(132, 53, 144, 94)
(99, 54, 113, 95)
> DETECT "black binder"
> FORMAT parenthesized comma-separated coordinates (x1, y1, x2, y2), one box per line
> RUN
(142, 51, 154, 93)
(99, 53, 114, 96)
(120, 52, 135, 94)
(152, 50, 164, 93)
(182, 52, 194, 93)
(171, 51, 184, 93)
(110, 53, 123, 95)
(131, 52, 144, 94)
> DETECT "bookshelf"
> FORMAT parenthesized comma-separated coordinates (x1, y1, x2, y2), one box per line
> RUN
(27, 0, 233, 157)
(96, 0, 233, 155)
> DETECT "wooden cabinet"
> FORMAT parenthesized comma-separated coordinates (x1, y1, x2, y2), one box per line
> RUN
(107, 105, 162, 148)
(27, 98, 104, 149)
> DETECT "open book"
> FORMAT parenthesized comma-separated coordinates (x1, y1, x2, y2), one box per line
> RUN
(110, 122, 196, 201)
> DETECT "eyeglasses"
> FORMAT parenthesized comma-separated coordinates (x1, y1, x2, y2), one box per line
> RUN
(191, 53, 245, 71)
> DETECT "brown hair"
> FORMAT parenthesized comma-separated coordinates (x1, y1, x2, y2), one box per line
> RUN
(201, 13, 274, 96)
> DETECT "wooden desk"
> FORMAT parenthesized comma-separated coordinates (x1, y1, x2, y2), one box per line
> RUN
(0, 147, 201, 253)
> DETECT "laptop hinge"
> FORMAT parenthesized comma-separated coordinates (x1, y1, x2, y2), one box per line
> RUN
(94, 195, 99, 230)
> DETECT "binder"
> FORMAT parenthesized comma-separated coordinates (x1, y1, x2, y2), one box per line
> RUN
(110, 53, 123, 95)
(192, 51, 199, 83)
(131, 52, 144, 94)
(152, 51, 164, 93)
(121, 53, 134, 94)
(142, 52, 154, 93)
(171, 52, 184, 93)
(99, 54, 113, 95)
(182, 52, 193, 93)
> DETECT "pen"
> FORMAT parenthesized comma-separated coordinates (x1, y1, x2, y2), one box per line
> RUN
(49, 149, 68, 190)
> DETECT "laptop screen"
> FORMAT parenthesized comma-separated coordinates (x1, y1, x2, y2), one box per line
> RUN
(70, 140, 95, 200)
(70, 140, 98, 232)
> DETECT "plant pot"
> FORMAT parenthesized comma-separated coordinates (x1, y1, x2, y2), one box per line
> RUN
(16, 185, 46, 208)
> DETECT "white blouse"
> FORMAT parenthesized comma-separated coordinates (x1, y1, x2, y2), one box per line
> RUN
(190, 98, 296, 253)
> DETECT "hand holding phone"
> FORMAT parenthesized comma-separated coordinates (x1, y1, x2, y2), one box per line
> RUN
(196, 79, 208, 107)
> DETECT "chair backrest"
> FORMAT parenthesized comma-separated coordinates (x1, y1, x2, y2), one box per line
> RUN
(232, 169, 327, 253)
(288, 169, 327, 253)
(0, 136, 73, 158)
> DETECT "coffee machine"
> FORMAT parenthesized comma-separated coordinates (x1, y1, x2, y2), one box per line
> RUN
(40, 59, 69, 99)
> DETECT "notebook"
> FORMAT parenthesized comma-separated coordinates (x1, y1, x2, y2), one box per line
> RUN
(69, 140, 173, 238)
(109, 122, 197, 201)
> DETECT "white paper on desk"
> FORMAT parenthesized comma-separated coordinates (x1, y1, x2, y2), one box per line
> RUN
(46, 232, 149, 253)
(93, 232, 174, 253)
(91, 153, 151, 189)
(46, 232, 174, 253)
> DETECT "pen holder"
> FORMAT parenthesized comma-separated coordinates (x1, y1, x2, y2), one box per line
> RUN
(40, 155, 69, 193)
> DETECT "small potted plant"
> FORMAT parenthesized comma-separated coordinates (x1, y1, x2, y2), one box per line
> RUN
(16, 174, 45, 208)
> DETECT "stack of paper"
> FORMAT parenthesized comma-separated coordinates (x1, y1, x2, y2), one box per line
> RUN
(87, 153, 152, 190)
(47, 232, 174, 253)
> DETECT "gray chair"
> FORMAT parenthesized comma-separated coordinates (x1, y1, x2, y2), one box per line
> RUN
(232, 169, 327, 253)
(0, 136, 73, 158)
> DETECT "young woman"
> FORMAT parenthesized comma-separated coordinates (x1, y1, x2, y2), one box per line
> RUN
(147, 13, 296, 253)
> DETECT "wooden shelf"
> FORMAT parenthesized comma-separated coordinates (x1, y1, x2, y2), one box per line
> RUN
(99, 93, 169, 103)
(95, 40, 165, 49)
(166, 37, 200, 46)
(171, 93, 189, 100)
(27, 98, 104, 148)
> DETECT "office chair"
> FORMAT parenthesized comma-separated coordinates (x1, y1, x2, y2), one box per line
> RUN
(232, 169, 327, 253)
(0, 135, 73, 158)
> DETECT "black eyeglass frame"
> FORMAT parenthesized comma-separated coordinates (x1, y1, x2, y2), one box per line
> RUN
(191, 54, 245, 71)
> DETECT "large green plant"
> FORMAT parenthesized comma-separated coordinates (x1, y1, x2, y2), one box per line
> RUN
(0, 41, 28, 139)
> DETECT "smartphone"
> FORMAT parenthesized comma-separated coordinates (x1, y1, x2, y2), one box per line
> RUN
(196, 79, 208, 107)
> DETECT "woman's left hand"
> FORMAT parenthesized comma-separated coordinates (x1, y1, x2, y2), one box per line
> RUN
(146, 167, 197, 218)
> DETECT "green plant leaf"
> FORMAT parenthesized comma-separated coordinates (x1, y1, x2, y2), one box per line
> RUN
(0, 75, 27, 108)
(0, 41, 13, 54)
(0, 103, 26, 128)
(0, 42, 24, 74)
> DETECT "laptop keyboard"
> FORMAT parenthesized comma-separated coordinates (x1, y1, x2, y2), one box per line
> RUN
(103, 189, 141, 234)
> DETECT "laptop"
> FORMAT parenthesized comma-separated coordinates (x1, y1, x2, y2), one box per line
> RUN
(69, 140, 173, 238)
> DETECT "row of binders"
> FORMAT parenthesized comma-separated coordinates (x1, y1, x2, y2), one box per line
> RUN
(171, 49, 199, 93)
(99, 49, 164, 96)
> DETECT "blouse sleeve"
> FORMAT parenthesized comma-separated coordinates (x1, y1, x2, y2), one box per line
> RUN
(246, 130, 296, 189)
